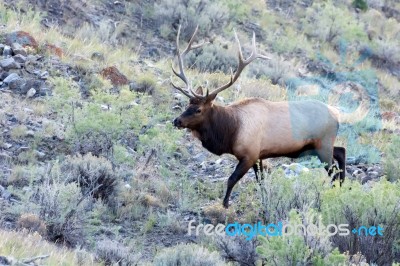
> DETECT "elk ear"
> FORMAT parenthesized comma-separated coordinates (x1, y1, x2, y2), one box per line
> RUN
(195, 86, 204, 96)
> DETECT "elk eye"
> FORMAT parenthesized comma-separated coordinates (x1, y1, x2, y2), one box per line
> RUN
(196, 109, 201, 114)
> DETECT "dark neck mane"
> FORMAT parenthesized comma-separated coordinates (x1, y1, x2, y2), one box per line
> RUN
(197, 105, 239, 156)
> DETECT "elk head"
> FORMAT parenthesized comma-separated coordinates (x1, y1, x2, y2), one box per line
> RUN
(171, 25, 269, 130)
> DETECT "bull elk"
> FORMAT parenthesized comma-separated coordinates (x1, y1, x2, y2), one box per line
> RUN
(171, 26, 346, 208)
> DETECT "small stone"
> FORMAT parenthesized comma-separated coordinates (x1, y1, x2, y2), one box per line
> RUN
(193, 152, 206, 163)
(13, 54, 27, 64)
(3, 73, 20, 84)
(368, 171, 379, 179)
(2, 46, 12, 57)
(2, 143, 12, 149)
(40, 71, 49, 80)
(26, 88, 36, 98)
(35, 150, 46, 158)
(0, 57, 20, 70)
(215, 158, 223, 165)
(26, 130, 35, 137)
(91, 52, 104, 61)
(11, 43, 27, 56)
(346, 156, 356, 165)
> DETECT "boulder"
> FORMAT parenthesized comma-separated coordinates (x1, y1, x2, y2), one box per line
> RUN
(0, 58, 21, 70)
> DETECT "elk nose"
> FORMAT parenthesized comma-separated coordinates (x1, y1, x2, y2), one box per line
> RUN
(173, 118, 181, 127)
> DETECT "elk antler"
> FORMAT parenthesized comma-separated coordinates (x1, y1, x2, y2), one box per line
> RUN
(171, 25, 207, 99)
(207, 31, 270, 100)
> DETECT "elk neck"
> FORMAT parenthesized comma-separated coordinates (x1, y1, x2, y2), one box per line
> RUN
(195, 104, 239, 156)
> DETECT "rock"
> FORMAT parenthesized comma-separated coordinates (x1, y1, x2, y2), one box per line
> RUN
(2, 143, 12, 149)
(346, 156, 356, 165)
(0, 44, 4, 54)
(8, 77, 25, 91)
(13, 54, 27, 64)
(35, 150, 46, 158)
(40, 71, 49, 80)
(0, 71, 9, 81)
(26, 130, 35, 137)
(193, 152, 206, 163)
(91, 52, 105, 61)
(11, 43, 27, 56)
(282, 163, 309, 177)
(215, 158, 223, 165)
(26, 88, 36, 98)
(368, 171, 379, 180)
(2, 46, 12, 57)
(5, 31, 38, 49)
(0, 58, 20, 70)
(3, 73, 20, 84)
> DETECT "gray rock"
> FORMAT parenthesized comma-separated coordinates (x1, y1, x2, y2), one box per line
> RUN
(26, 88, 36, 98)
(2, 143, 12, 149)
(8, 78, 25, 91)
(2, 45, 12, 57)
(346, 156, 356, 165)
(193, 152, 206, 163)
(13, 54, 27, 64)
(40, 71, 49, 80)
(0, 57, 20, 70)
(91, 52, 105, 61)
(3, 73, 20, 84)
(26, 130, 35, 137)
(35, 150, 46, 158)
(11, 43, 27, 56)
(368, 171, 379, 180)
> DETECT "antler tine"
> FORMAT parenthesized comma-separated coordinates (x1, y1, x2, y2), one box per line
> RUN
(171, 25, 208, 99)
(170, 78, 192, 98)
(209, 31, 270, 98)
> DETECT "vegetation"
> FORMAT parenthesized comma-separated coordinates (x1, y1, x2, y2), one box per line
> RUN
(0, 0, 399, 265)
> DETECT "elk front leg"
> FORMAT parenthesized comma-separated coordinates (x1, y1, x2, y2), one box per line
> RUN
(223, 158, 254, 208)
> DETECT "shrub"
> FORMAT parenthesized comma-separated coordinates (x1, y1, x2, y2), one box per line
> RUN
(186, 42, 238, 74)
(95, 239, 140, 265)
(321, 180, 400, 264)
(353, 0, 368, 11)
(17, 213, 46, 236)
(216, 236, 259, 266)
(383, 135, 400, 182)
(256, 210, 346, 265)
(61, 153, 117, 202)
(301, 2, 368, 43)
(154, 0, 229, 40)
(32, 181, 89, 247)
(153, 243, 226, 266)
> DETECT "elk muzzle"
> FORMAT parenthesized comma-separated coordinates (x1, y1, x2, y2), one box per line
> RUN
(173, 117, 183, 128)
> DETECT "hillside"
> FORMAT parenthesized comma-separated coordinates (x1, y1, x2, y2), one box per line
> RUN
(0, 0, 399, 265)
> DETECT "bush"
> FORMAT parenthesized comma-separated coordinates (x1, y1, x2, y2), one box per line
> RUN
(153, 243, 226, 266)
(256, 210, 346, 265)
(95, 239, 140, 265)
(61, 153, 117, 202)
(353, 0, 368, 11)
(383, 135, 400, 182)
(321, 180, 400, 264)
(32, 181, 89, 247)
(154, 0, 229, 40)
(17, 213, 46, 236)
(301, 2, 368, 43)
(216, 236, 259, 266)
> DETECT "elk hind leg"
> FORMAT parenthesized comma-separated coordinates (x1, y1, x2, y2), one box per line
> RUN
(333, 147, 346, 185)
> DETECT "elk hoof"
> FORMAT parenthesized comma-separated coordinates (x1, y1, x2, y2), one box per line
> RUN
(223, 199, 230, 209)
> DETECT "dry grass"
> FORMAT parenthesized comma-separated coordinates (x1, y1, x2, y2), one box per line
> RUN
(0, 230, 98, 266)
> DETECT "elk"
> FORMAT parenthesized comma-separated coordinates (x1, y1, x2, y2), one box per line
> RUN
(171, 26, 346, 208)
